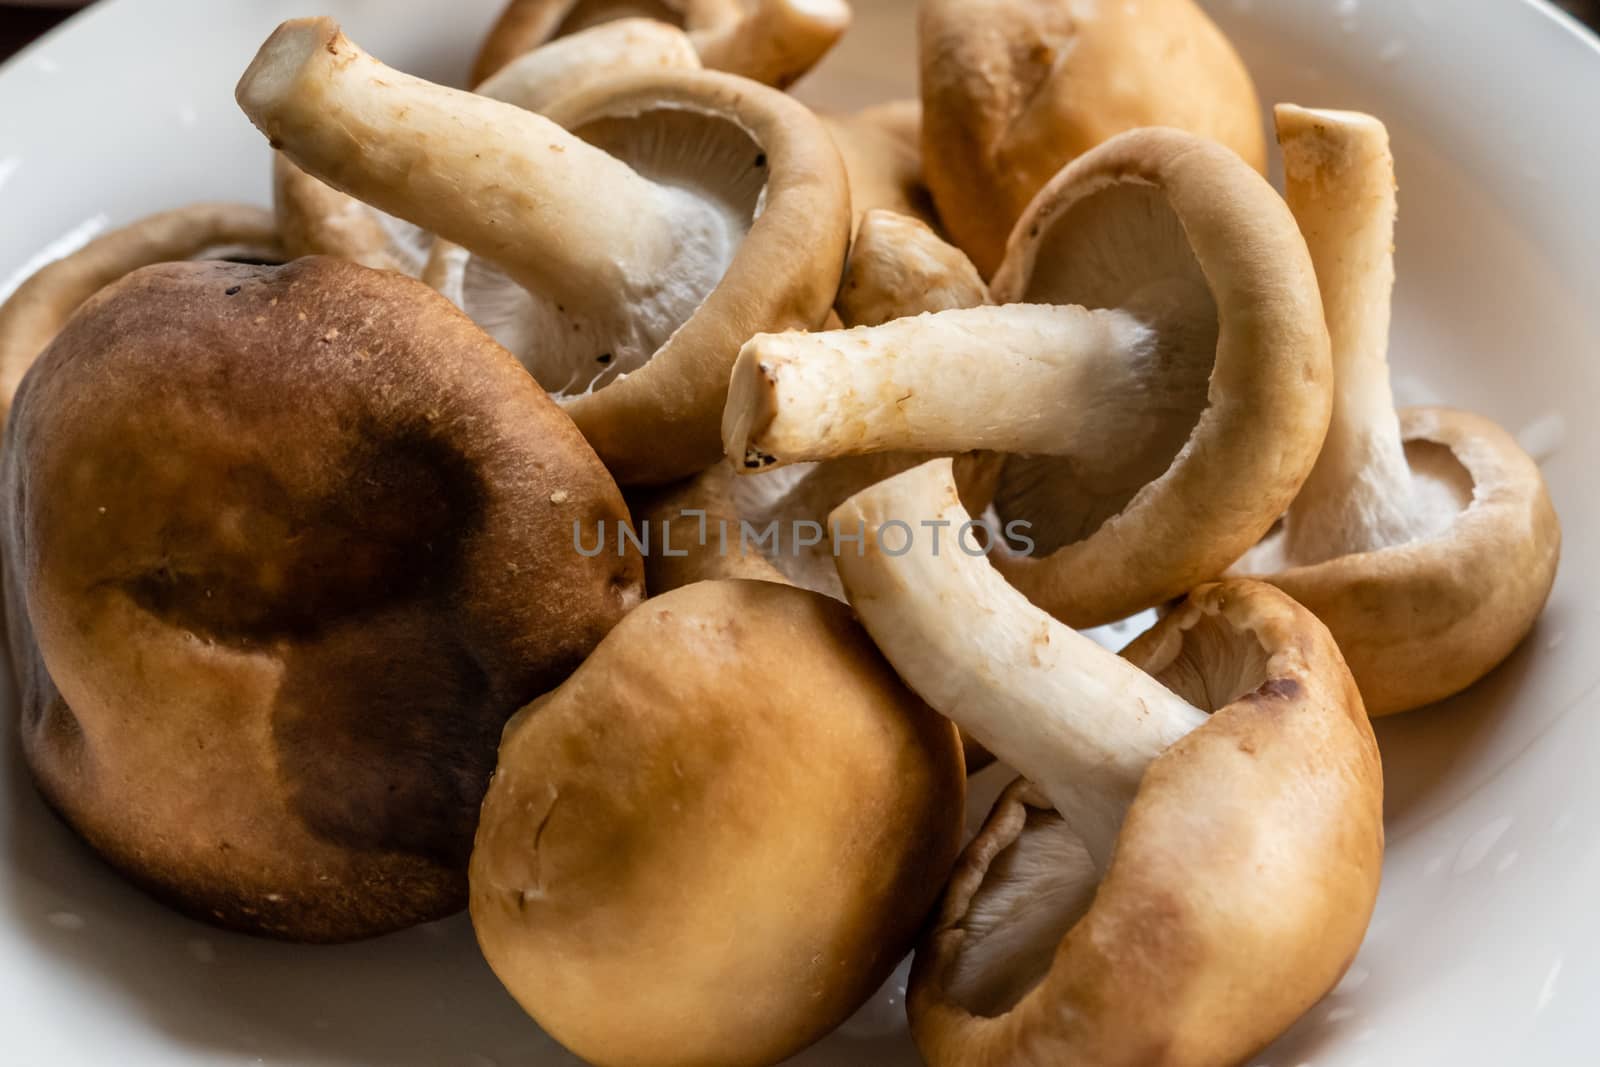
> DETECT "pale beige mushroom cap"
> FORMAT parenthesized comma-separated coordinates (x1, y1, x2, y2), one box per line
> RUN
(921, 0, 1267, 276)
(470, 579, 964, 1067)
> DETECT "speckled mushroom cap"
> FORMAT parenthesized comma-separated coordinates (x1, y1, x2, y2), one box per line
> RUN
(1, 257, 642, 942)
(908, 581, 1384, 1067)
(472, 0, 739, 85)
(470, 579, 964, 1067)
(920, 0, 1267, 276)
(986, 128, 1330, 627)
(0, 202, 281, 426)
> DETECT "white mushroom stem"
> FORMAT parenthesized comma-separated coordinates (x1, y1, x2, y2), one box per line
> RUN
(474, 18, 701, 108)
(836, 210, 990, 328)
(832, 458, 1207, 869)
(723, 303, 1156, 470)
(1277, 104, 1421, 562)
(692, 0, 852, 88)
(237, 18, 725, 336)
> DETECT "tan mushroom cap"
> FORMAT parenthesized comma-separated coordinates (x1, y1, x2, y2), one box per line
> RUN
(726, 129, 1330, 627)
(821, 111, 938, 231)
(544, 72, 852, 483)
(472, 0, 848, 89)
(907, 580, 1383, 1067)
(921, 0, 1267, 276)
(470, 579, 964, 1067)
(0, 202, 280, 426)
(835, 208, 988, 328)
(2, 257, 641, 941)
(238, 20, 850, 485)
(1232, 105, 1559, 715)
(472, 0, 738, 86)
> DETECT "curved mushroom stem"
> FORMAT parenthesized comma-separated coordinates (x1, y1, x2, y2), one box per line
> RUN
(836, 210, 989, 328)
(237, 18, 727, 344)
(691, 0, 852, 88)
(723, 303, 1156, 470)
(1277, 105, 1421, 562)
(831, 458, 1207, 869)
(473, 18, 701, 107)
(0, 203, 280, 424)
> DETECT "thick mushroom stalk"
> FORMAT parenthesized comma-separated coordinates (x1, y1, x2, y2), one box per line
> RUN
(1232, 106, 1560, 715)
(238, 18, 732, 369)
(831, 458, 1207, 867)
(474, 18, 701, 109)
(1, 203, 280, 426)
(691, 0, 851, 88)
(1277, 105, 1425, 561)
(725, 304, 1159, 472)
(835, 210, 988, 328)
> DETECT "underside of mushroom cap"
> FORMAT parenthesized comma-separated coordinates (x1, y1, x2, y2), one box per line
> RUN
(920, 0, 1267, 277)
(988, 127, 1331, 628)
(471, 0, 739, 85)
(542, 71, 850, 484)
(909, 581, 1383, 1067)
(1237, 406, 1561, 715)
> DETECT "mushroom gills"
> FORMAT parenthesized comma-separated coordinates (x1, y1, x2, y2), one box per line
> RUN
(995, 182, 1218, 555)
(1238, 436, 1475, 573)
(946, 809, 1098, 1017)
(453, 105, 764, 397)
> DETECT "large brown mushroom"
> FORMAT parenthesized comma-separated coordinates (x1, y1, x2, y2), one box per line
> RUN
(725, 128, 1331, 627)
(920, 0, 1266, 276)
(830, 458, 1384, 1067)
(0, 256, 642, 941)
(0, 203, 281, 425)
(1234, 105, 1560, 715)
(239, 18, 850, 485)
(470, 578, 964, 1067)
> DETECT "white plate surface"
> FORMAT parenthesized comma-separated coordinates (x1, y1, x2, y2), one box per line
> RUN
(1, 1, 1598, 1064)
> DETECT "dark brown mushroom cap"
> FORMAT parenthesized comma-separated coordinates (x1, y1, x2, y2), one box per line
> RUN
(989, 128, 1331, 628)
(1252, 407, 1561, 716)
(1, 257, 641, 942)
(470, 578, 965, 1067)
(544, 70, 851, 485)
(471, 0, 739, 85)
(909, 581, 1383, 1067)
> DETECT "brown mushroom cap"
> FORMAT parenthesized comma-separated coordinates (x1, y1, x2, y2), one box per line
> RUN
(821, 111, 938, 231)
(987, 128, 1330, 627)
(1, 257, 642, 941)
(908, 581, 1383, 1067)
(470, 579, 964, 1067)
(1245, 406, 1560, 715)
(920, 0, 1267, 276)
(0, 203, 281, 426)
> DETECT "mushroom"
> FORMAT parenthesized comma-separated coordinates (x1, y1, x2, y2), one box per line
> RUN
(273, 18, 701, 276)
(0, 203, 281, 425)
(0, 256, 643, 941)
(821, 110, 938, 230)
(920, 0, 1267, 276)
(829, 458, 1384, 1067)
(835, 208, 988, 328)
(238, 18, 850, 485)
(470, 578, 965, 1067)
(853, 98, 920, 154)
(725, 128, 1331, 627)
(1233, 106, 1560, 715)
(472, 0, 851, 89)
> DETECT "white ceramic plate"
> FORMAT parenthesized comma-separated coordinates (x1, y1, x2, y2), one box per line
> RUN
(2, 1, 1598, 1064)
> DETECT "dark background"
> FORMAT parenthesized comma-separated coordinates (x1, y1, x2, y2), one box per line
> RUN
(2, 0, 1598, 61)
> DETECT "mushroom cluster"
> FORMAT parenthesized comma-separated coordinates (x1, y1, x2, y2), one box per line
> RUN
(0, 3, 1562, 1066)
